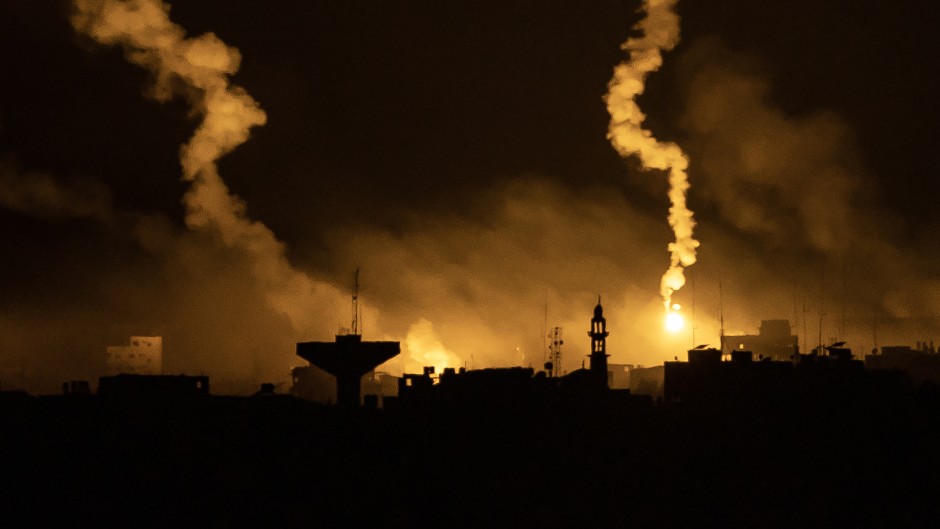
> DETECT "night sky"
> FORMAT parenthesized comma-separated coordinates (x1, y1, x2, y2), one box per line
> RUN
(1, 0, 939, 393)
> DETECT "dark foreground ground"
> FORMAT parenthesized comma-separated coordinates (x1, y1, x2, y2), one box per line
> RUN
(2, 389, 939, 528)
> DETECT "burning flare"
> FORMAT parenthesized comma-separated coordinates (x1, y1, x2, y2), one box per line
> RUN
(605, 0, 699, 311)
(71, 0, 344, 333)
(664, 303, 684, 333)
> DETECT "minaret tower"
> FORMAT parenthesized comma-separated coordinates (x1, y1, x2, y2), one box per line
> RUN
(588, 297, 610, 389)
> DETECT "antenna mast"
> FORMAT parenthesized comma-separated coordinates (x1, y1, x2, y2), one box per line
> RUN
(543, 300, 548, 364)
(351, 268, 360, 336)
(548, 327, 563, 377)
(802, 297, 809, 354)
(718, 281, 725, 355)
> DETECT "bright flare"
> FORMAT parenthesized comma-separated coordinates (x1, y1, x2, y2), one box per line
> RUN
(665, 310, 685, 333)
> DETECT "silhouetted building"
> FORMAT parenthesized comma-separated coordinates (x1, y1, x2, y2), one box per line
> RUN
(865, 344, 940, 386)
(253, 383, 278, 397)
(400, 366, 544, 404)
(628, 365, 664, 398)
(291, 365, 398, 406)
(665, 347, 788, 402)
(97, 374, 209, 400)
(588, 298, 610, 389)
(362, 370, 399, 406)
(397, 366, 437, 401)
(0, 389, 29, 402)
(394, 302, 653, 411)
(591, 363, 664, 396)
(62, 380, 91, 396)
(296, 334, 400, 407)
(290, 364, 337, 403)
(665, 345, 906, 404)
(723, 319, 798, 360)
(105, 336, 163, 375)
(608, 363, 631, 389)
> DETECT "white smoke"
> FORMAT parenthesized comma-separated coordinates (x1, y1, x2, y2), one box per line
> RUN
(70, 0, 346, 336)
(605, 0, 698, 313)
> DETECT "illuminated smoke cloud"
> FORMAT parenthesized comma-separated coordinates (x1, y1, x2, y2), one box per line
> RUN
(70, 0, 345, 334)
(670, 39, 940, 345)
(394, 319, 463, 375)
(605, 0, 698, 312)
(326, 176, 695, 373)
(67, 0, 493, 381)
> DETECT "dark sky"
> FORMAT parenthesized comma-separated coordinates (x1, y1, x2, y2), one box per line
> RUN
(1, 0, 939, 392)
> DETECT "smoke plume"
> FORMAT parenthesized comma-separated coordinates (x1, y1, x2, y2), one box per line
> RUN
(674, 38, 940, 347)
(605, 0, 698, 312)
(70, 0, 346, 337)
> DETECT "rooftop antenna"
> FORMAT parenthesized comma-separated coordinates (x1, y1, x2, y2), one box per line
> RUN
(718, 280, 725, 355)
(543, 297, 548, 365)
(802, 296, 809, 353)
(818, 265, 826, 354)
(548, 326, 563, 377)
(351, 267, 361, 336)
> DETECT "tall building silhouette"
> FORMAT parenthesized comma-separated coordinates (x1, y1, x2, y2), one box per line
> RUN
(588, 298, 610, 389)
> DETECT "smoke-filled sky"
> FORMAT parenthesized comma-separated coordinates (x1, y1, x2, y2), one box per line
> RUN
(1, 0, 939, 393)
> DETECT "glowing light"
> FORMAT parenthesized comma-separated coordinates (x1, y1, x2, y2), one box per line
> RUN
(665, 311, 685, 334)
(402, 318, 462, 374)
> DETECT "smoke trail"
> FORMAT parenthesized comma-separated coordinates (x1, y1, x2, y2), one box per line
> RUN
(605, 0, 698, 312)
(71, 0, 344, 333)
